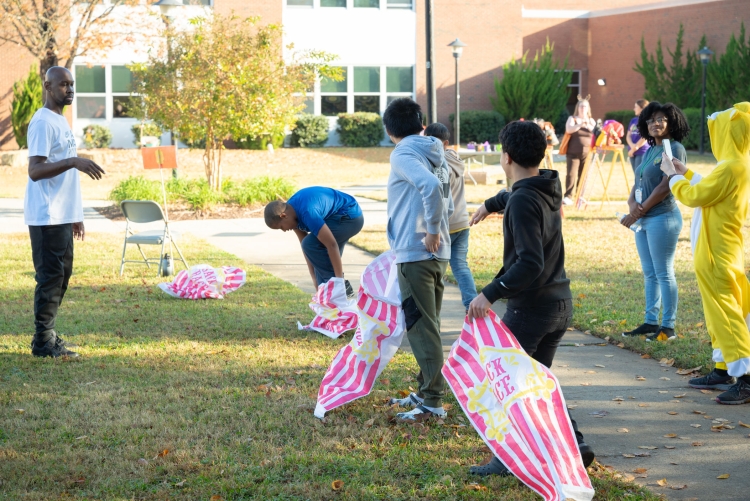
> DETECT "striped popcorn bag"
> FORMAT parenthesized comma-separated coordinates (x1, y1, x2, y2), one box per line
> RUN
(443, 311, 594, 501)
(315, 251, 405, 418)
(158, 264, 246, 300)
(297, 278, 359, 339)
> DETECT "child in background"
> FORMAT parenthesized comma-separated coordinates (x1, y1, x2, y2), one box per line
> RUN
(424, 122, 477, 312)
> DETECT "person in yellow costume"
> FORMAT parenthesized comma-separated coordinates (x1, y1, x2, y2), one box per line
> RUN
(660, 102, 750, 405)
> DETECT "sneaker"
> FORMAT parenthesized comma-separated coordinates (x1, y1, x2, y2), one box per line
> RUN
(31, 337, 79, 358)
(646, 327, 676, 342)
(715, 378, 750, 405)
(396, 404, 446, 422)
(344, 279, 355, 300)
(689, 369, 736, 391)
(470, 457, 511, 477)
(388, 392, 423, 408)
(622, 323, 658, 337)
(562, 197, 573, 206)
(30, 334, 77, 349)
(578, 442, 595, 468)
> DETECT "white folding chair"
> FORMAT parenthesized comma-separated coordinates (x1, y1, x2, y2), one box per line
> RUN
(119, 200, 188, 276)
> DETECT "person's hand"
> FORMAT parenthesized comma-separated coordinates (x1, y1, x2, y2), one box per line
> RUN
(467, 293, 492, 322)
(627, 149, 635, 158)
(660, 152, 676, 176)
(630, 203, 645, 219)
(71, 157, 105, 180)
(470, 204, 490, 226)
(671, 157, 688, 175)
(73, 221, 85, 241)
(424, 233, 440, 253)
(620, 214, 638, 229)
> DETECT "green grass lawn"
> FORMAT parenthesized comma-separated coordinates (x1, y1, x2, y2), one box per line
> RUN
(350, 203, 750, 374)
(0, 233, 658, 500)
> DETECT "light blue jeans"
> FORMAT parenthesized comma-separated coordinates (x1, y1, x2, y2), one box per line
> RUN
(449, 229, 477, 311)
(634, 207, 682, 328)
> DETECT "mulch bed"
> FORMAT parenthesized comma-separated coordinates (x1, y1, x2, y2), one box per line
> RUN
(95, 202, 266, 221)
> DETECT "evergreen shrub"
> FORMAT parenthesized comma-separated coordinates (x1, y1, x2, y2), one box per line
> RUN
(337, 112, 384, 147)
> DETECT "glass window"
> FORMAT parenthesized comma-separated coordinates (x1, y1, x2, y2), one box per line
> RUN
(354, 96, 379, 114)
(321, 0, 346, 5)
(387, 0, 411, 7)
(302, 97, 314, 114)
(321, 67, 347, 93)
(112, 66, 133, 93)
(112, 96, 133, 118)
(75, 65, 105, 93)
(287, 0, 313, 5)
(354, 0, 379, 7)
(354, 67, 380, 93)
(386, 67, 413, 93)
(77, 96, 106, 119)
(321, 96, 347, 116)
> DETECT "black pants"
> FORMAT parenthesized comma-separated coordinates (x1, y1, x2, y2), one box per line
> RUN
(29, 224, 74, 339)
(565, 152, 589, 198)
(503, 298, 584, 443)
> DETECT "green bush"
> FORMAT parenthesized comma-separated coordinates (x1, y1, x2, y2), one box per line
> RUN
(291, 114, 329, 147)
(235, 132, 285, 150)
(603, 110, 635, 128)
(448, 110, 506, 143)
(227, 176, 296, 207)
(681, 108, 712, 153)
(707, 23, 750, 111)
(82, 125, 112, 149)
(109, 176, 164, 204)
(554, 109, 570, 137)
(337, 112, 384, 147)
(131, 123, 162, 146)
(10, 66, 43, 149)
(182, 179, 223, 211)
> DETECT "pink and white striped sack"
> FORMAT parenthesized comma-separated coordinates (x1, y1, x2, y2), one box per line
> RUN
(315, 251, 404, 418)
(297, 278, 359, 339)
(443, 311, 594, 501)
(158, 264, 246, 299)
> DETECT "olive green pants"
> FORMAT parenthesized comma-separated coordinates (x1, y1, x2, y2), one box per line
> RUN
(397, 259, 448, 408)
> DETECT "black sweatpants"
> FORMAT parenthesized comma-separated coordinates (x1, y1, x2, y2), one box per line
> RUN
(29, 224, 74, 339)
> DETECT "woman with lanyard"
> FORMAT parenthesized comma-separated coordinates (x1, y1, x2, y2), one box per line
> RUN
(620, 102, 689, 341)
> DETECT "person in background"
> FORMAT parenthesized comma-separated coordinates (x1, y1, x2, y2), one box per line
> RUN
(423, 122, 477, 313)
(626, 99, 650, 173)
(563, 97, 596, 205)
(620, 102, 689, 341)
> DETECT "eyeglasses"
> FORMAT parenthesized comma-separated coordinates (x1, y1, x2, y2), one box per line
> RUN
(646, 117, 668, 126)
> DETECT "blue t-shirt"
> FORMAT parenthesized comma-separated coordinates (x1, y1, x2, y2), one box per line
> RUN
(636, 140, 686, 218)
(628, 117, 649, 156)
(287, 187, 362, 236)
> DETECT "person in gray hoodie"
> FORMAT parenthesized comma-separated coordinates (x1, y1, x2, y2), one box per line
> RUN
(383, 98, 453, 421)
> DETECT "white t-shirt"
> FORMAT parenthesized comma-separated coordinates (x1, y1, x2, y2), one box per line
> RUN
(24, 108, 83, 226)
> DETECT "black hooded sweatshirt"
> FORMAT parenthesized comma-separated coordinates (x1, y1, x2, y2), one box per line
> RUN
(481, 169, 571, 308)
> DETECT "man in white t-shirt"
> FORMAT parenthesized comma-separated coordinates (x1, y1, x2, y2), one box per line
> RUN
(25, 66, 105, 358)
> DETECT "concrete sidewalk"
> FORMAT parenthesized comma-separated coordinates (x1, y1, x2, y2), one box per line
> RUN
(2, 194, 749, 500)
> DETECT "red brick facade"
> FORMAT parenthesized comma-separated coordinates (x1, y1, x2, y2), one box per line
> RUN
(0, 44, 37, 149)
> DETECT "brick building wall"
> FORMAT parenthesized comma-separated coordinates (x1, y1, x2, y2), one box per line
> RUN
(0, 45, 37, 149)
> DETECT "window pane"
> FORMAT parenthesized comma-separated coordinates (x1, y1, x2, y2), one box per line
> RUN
(321, 67, 347, 93)
(354, 67, 380, 92)
(387, 0, 411, 7)
(386, 67, 413, 92)
(302, 97, 314, 114)
(570, 71, 579, 85)
(112, 66, 133, 93)
(112, 96, 133, 118)
(75, 65, 105, 93)
(287, 0, 313, 5)
(77, 96, 106, 119)
(321, 95, 347, 116)
(354, 96, 379, 114)
(354, 0, 379, 6)
(321, 0, 346, 5)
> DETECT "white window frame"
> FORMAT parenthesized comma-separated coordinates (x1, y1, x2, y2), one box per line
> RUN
(285, 0, 413, 11)
(74, 64, 136, 121)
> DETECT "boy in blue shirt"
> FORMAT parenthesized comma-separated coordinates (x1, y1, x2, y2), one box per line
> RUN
(264, 187, 364, 295)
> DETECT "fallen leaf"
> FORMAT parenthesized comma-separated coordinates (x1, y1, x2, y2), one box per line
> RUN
(137, 458, 148, 465)
(398, 389, 410, 398)
(74, 436, 87, 440)
(585, 370, 597, 374)
(638, 446, 658, 450)
(659, 358, 675, 367)
(738, 421, 750, 429)
(664, 434, 677, 438)
(622, 454, 636, 458)
(157, 449, 169, 458)
(657, 478, 668, 487)
(331, 480, 344, 491)
(693, 410, 706, 415)
(668, 411, 679, 415)
(15, 409, 24, 414)
(595, 364, 606, 368)
(210, 497, 223, 501)
(612, 397, 624, 402)
(717, 473, 730, 479)
(641, 354, 651, 359)
(695, 322, 704, 328)
(636, 376, 647, 381)
(619, 319, 627, 325)
(605, 354, 614, 357)
(691, 424, 701, 428)
(692, 442, 703, 447)
(617, 342, 625, 348)
(175, 480, 185, 487)
(466, 484, 488, 491)
(700, 390, 714, 394)
(379, 379, 390, 386)
(670, 485, 687, 490)
(660, 377, 671, 381)
(677, 366, 702, 375)
(659, 390, 669, 394)
(664, 445, 675, 449)
(567, 404, 578, 409)
(673, 393, 686, 398)
(617, 428, 629, 433)
(633, 468, 648, 474)
(580, 383, 591, 386)
(638, 403, 649, 407)
(363, 418, 375, 428)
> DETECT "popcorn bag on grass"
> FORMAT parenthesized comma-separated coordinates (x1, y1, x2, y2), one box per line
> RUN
(158, 265, 246, 299)
(297, 278, 359, 339)
(315, 251, 404, 418)
(443, 312, 594, 501)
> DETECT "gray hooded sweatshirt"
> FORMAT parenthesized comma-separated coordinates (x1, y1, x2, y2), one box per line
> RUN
(387, 134, 453, 264)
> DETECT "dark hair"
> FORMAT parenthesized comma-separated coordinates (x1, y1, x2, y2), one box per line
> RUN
(382, 98, 424, 139)
(423, 122, 450, 142)
(498, 121, 547, 168)
(637, 101, 691, 145)
(264, 200, 287, 228)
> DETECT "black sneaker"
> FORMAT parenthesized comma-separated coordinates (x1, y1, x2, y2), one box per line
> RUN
(469, 457, 511, 477)
(578, 442, 595, 468)
(715, 379, 750, 405)
(689, 369, 736, 391)
(622, 323, 658, 337)
(31, 337, 79, 358)
(646, 327, 676, 342)
(30, 334, 77, 350)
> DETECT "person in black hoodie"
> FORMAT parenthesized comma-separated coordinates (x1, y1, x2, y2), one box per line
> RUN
(466, 120, 595, 476)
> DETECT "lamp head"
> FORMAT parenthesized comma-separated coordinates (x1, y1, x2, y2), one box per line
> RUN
(698, 46, 714, 65)
(448, 38, 467, 58)
(597, 78, 606, 86)
(154, 0, 185, 17)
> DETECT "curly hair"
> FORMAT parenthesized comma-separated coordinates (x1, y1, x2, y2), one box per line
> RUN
(637, 101, 691, 145)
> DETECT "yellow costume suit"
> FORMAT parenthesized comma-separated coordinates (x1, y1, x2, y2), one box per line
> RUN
(668, 103, 750, 377)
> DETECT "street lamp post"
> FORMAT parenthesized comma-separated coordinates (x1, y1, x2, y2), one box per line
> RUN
(448, 38, 466, 148)
(697, 46, 714, 155)
(154, 0, 185, 178)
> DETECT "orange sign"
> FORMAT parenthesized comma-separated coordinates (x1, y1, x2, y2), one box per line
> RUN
(142, 146, 178, 170)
